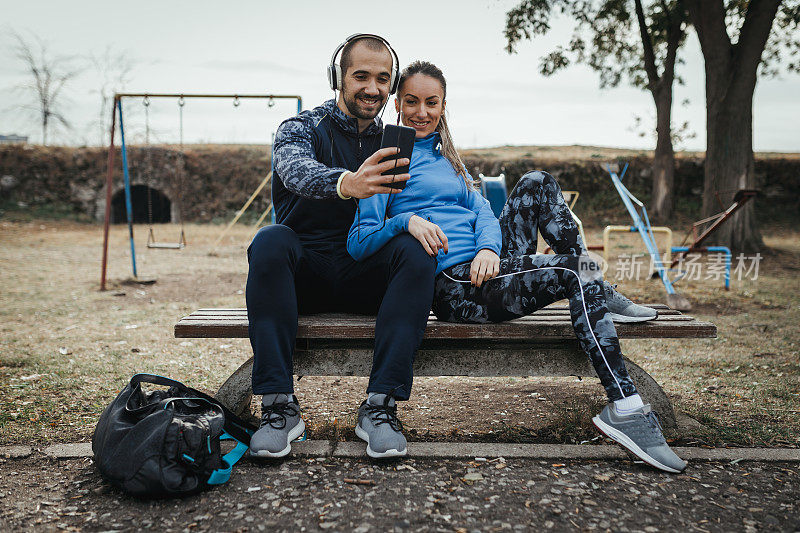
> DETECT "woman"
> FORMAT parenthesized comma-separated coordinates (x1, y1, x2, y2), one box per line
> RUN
(347, 61, 685, 473)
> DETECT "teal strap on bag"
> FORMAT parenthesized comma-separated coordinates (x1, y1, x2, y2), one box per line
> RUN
(207, 432, 250, 485)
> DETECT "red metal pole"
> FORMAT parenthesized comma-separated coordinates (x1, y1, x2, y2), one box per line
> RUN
(100, 96, 118, 291)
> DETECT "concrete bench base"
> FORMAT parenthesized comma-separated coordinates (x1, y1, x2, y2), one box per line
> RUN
(216, 342, 677, 431)
(175, 306, 717, 435)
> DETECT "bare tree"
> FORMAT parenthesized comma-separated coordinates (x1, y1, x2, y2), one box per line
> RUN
(12, 31, 82, 145)
(89, 46, 136, 146)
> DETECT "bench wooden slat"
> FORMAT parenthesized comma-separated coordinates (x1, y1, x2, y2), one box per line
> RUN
(196, 304, 675, 312)
(175, 308, 716, 340)
(189, 307, 683, 317)
(177, 314, 696, 324)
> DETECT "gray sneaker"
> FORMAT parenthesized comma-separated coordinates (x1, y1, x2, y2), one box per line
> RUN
(603, 281, 658, 323)
(249, 393, 305, 458)
(355, 394, 407, 458)
(592, 403, 686, 473)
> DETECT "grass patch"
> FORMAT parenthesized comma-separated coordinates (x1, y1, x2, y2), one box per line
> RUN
(0, 200, 93, 223)
(683, 407, 800, 447)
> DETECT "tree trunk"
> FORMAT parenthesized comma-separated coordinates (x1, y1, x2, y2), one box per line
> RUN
(632, 0, 682, 223)
(650, 85, 675, 221)
(702, 82, 763, 252)
(686, 0, 779, 253)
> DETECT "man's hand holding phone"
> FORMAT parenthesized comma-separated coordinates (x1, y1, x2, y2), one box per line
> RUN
(339, 147, 410, 199)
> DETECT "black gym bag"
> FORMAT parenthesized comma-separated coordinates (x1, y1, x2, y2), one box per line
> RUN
(92, 374, 256, 498)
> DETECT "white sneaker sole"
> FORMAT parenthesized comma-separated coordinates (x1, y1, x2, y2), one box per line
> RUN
(592, 415, 684, 474)
(608, 311, 658, 324)
(250, 419, 306, 459)
(355, 424, 407, 458)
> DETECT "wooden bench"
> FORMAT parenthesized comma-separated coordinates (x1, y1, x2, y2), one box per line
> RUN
(175, 305, 716, 432)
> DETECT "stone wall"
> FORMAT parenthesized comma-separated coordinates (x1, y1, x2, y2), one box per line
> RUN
(1, 145, 797, 224)
(0, 144, 270, 223)
(461, 155, 799, 224)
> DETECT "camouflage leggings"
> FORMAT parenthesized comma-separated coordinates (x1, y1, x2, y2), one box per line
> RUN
(432, 171, 637, 401)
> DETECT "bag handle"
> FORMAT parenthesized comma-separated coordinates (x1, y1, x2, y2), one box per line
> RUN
(206, 433, 250, 485)
(129, 374, 257, 444)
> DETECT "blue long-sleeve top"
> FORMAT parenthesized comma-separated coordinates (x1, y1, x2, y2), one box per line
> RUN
(347, 132, 502, 274)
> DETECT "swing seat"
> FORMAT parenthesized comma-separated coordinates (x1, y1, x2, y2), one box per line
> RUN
(147, 228, 186, 250)
(147, 242, 186, 250)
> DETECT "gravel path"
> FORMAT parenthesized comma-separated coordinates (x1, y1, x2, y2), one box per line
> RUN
(1, 455, 797, 532)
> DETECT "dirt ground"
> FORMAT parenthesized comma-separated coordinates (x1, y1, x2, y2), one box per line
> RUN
(1, 455, 798, 532)
(0, 220, 799, 448)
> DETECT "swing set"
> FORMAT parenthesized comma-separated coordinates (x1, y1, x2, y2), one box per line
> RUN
(99, 92, 302, 291)
(143, 95, 187, 249)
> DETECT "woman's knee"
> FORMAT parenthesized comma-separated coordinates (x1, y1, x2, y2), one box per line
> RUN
(556, 259, 606, 300)
(514, 170, 563, 198)
(515, 170, 546, 190)
(247, 224, 301, 267)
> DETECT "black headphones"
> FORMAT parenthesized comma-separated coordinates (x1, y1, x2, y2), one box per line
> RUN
(327, 33, 400, 95)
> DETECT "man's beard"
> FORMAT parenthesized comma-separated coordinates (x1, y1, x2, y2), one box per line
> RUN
(343, 91, 384, 120)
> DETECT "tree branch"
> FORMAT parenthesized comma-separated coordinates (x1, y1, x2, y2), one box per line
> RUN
(734, 0, 782, 79)
(662, 0, 686, 87)
(685, 0, 732, 66)
(11, 31, 80, 144)
(634, 0, 661, 89)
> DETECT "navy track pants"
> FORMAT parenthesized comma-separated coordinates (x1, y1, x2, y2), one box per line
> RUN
(246, 226, 436, 401)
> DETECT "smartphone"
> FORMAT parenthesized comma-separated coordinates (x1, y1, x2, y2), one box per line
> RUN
(379, 124, 415, 189)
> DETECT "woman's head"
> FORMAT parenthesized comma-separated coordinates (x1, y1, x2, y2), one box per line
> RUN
(395, 61, 470, 182)
(395, 61, 446, 138)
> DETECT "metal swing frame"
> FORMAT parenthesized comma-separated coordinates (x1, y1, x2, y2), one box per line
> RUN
(607, 164, 691, 310)
(99, 92, 303, 291)
(670, 189, 759, 269)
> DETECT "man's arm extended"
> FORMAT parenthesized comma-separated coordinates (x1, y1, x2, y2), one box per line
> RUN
(273, 116, 347, 201)
(274, 114, 412, 201)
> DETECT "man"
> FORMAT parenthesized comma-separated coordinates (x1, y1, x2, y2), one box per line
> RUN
(246, 34, 430, 459)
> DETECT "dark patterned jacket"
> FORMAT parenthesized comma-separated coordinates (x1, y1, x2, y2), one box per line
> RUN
(272, 99, 383, 245)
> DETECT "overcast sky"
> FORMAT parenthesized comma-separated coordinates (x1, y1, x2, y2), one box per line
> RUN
(1, 0, 798, 151)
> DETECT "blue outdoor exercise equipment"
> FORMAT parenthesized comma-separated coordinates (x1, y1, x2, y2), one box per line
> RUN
(479, 173, 508, 218)
(607, 164, 691, 310)
(671, 246, 732, 290)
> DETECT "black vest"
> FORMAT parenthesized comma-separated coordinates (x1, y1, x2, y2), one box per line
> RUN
(272, 100, 383, 246)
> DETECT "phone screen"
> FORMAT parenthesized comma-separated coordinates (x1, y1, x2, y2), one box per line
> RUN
(379, 124, 415, 189)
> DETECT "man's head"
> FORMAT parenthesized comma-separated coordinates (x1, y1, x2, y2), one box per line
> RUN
(334, 36, 395, 127)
